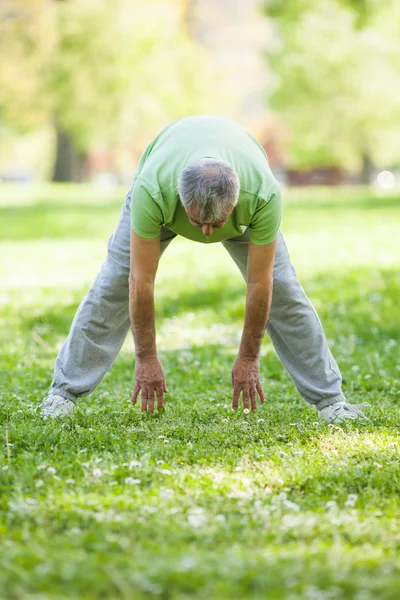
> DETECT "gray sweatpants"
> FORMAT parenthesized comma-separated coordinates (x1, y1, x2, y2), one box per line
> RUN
(50, 190, 345, 410)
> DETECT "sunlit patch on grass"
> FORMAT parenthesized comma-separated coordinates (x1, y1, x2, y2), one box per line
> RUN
(158, 313, 240, 349)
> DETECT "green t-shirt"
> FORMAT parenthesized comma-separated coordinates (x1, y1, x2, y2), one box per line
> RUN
(130, 116, 281, 245)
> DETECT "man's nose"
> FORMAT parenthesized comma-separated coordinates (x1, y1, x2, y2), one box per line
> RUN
(201, 224, 213, 236)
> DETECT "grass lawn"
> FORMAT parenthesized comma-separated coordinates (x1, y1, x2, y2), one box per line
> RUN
(0, 184, 399, 599)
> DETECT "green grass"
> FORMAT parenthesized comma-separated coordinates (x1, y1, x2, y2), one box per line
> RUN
(0, 184, 400, 600)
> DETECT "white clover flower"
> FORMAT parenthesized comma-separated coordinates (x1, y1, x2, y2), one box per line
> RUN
(129, 460, 141, 469)
(159, 488, 174, 500)
(47, 467, 56, 475)
(285, 500, 300, 511)
(179, 556, 197, 571)
(92, 468, 102, 478)
(227, 489, 254, 500)
(168, 507, 180, 515)
(187, 507, 207, 528)
(281, 514, 303, 528)
(344, 494, 358, 507)
(125, 477, 141, 485)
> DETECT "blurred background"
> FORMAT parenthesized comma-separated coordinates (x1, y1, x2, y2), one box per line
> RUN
(1, 0, 399, 188)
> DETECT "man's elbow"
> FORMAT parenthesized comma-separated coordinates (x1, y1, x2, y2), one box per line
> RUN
(247, 276, 273, 293)
(129, 272, 155, 294)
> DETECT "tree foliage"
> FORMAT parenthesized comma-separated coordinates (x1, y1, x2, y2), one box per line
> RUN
(266, 0, 400, 170)
(49, 0, 218, 151)
(0, 0, 53, 131)
(0, 0, 219, 154)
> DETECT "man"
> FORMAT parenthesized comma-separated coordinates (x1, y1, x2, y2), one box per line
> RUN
(41, 116, 367, 423)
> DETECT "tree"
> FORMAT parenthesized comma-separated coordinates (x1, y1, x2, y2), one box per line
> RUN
(266, 0, 400, 180)
(0, 0, 52, 132)
(0, 0, 220, 181)
(50, 0, 223, 181)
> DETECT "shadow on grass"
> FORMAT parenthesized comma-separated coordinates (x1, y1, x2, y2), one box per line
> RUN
(0, 202, 121, 241)
(1, 194, 399, 241)
(11, 266, 400, 346)
(287, 193, 400, 212)
(14, 275, 246, 341)
(1, 265, 399, 425)
(306, 268, 400, 340)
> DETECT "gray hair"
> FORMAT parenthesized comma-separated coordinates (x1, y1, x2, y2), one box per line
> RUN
(177, 158, 240, 223)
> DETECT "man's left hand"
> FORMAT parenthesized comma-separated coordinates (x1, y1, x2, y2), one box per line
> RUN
(232, 356, 266, 412)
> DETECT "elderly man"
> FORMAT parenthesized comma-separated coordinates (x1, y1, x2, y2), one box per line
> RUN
(41, 116, 367, 423)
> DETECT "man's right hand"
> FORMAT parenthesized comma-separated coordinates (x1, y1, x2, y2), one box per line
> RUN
(131, 356, 168, 413)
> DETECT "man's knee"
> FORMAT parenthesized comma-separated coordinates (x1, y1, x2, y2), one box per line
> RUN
(271, 266, 301, 308)
(95, 260, 129, 303)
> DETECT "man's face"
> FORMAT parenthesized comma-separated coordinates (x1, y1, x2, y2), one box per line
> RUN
(184, 203, 233, 237)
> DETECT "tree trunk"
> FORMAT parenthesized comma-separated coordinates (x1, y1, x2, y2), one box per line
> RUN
(52, 129, 87, 182)
(361, 152, 374, 185)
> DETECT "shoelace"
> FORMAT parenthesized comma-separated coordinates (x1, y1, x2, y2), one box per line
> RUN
(331, 402, 369, 420)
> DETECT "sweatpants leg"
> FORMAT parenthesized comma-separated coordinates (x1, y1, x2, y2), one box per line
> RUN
(222, 230, 345, 410)
(50, 190, 176, 402)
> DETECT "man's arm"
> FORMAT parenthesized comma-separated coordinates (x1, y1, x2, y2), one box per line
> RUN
(129, 230, 167, 413)
(232, 238, 277, 412)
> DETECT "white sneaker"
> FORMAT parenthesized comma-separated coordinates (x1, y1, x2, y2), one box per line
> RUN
(318, 400, 369, 424)
(40, 395, 75, 418)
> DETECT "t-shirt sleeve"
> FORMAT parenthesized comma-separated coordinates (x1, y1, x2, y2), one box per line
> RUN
(249, 184, 282, 245)
(130, 181, 163, 239)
